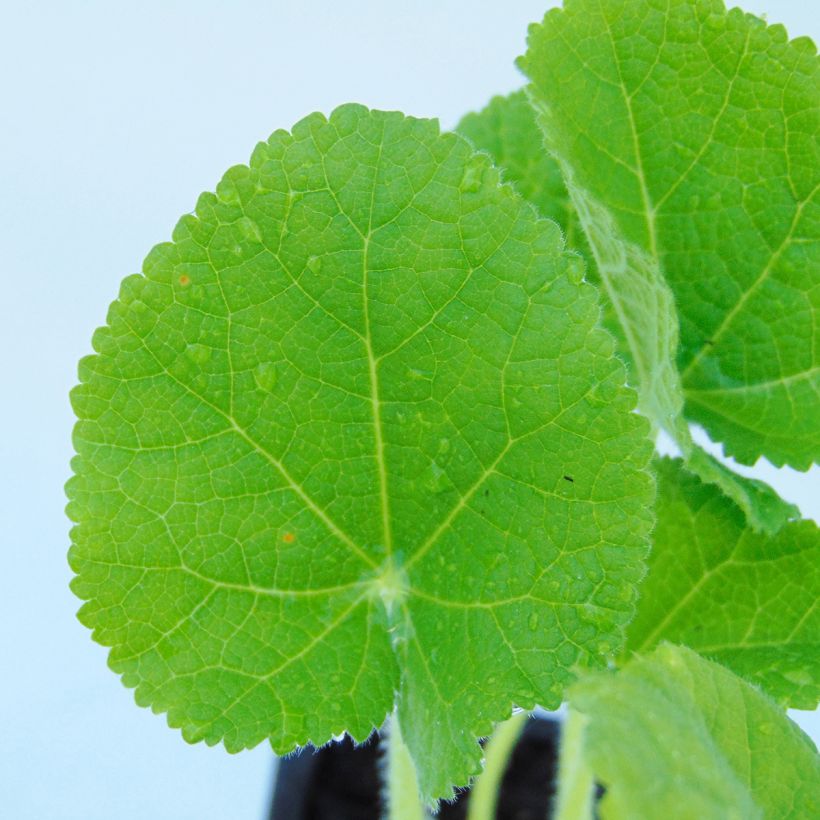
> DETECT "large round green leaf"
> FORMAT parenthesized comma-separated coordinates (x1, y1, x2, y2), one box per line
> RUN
(67, 104, 653, 799)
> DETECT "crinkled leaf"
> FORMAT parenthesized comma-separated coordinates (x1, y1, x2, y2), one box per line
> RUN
(628, 458, 819, 708)
(521, 0, 820, 469)
(686, 444, 798, 534)
(569, 644, 820, 819)
(67, 105, 654, 800)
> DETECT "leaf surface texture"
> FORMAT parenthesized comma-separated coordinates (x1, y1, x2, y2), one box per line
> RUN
(457, 86, 800, 534)
(522, 0, 820, 468)
(67, 105, 653, 799)
(628, 457, 820, 708)
(570, 644, 820, 819)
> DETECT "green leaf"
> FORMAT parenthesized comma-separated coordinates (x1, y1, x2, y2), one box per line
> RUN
(456, 88, 795, 534)
(67, 104, 654, 800)
(521, 0, 820, 469)
(686, 444, 798, 535)
(456, 90, 581, 249)
(628, 458, 819, 708)
(456, 91, 628, 369)
(569, 644, 820, 819)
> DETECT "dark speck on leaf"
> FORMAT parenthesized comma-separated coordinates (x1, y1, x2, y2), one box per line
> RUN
(563, 475, 574, 483)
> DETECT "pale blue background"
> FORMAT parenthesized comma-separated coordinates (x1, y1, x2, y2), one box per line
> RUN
(1, 2, 817, 818)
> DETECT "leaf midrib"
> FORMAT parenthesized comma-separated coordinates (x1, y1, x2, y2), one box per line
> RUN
(580, 4, 815, 406)
(680, 187, 819, 385)
(361, 126, 394, 561)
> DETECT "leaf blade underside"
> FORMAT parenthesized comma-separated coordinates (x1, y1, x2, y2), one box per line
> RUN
(570, 644, 820, 819)
(67, 104, 654, 800)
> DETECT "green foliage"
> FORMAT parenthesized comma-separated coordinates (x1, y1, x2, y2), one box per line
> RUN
(628, 458, 820, 708)
(456, 92, 624, 368)
(456, 90, 581, 251)
(684, 445, 799, 535)
(521, 0, 820, 470)
(568, 644, 820, 819)
(67, 104, 653, 800)
(457, 90, 800, 536)
(68, 0, 820, 810)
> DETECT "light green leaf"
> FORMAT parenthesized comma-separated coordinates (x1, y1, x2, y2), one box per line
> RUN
(521, 0, 820, 469)
(456, 91, 628, 369)
(569, 644, 820, 819)
(456, 88, 795, 533)
(628, 458, 819, 707)
(519, 13, 687, 443)
(456, 90, 582, 250)
(686, 444, 798, 534)
(67, 104, 654, 800)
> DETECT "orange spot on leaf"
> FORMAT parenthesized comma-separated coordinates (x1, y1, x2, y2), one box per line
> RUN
(282, 532, 295, 544)
(178, 274, 191, 286)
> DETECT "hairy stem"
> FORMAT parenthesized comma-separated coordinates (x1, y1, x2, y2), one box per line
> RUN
(554, 709, 594, 820)
(467, 710, 528, 820)
(383, 712, 426, 820)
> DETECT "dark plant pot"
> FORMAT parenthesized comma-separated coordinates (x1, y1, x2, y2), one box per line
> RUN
(269, 714, 562, 819)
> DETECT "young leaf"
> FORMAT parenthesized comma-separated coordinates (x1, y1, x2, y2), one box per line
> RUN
(67, 104, 654, 800)
(628, 458, 819, 708)
(521, 0, 820, 469)
(569, 644, 820, 819)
